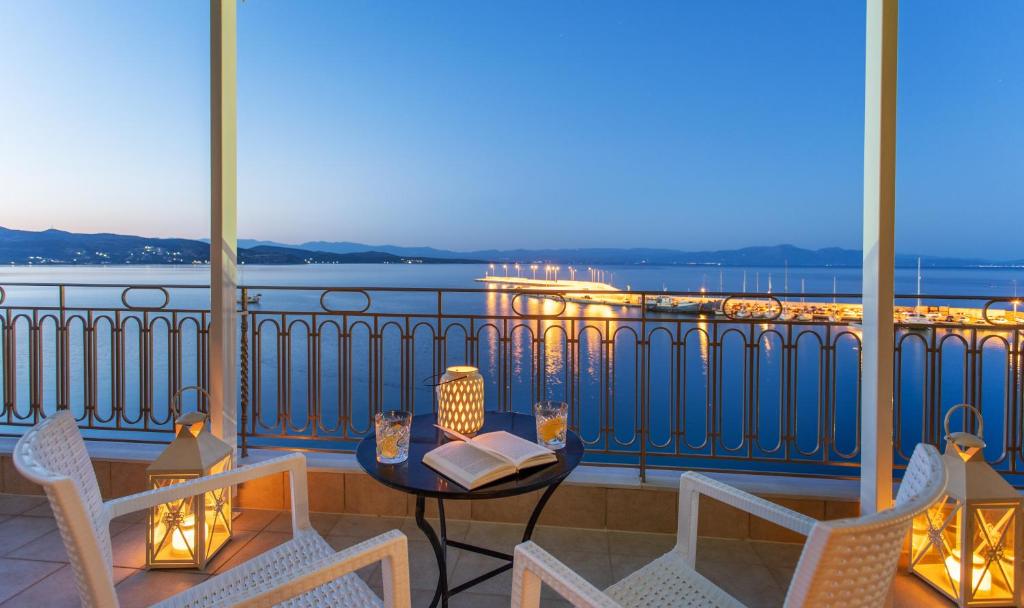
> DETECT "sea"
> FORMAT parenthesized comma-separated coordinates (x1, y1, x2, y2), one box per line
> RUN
(2, 263, 1022, 476)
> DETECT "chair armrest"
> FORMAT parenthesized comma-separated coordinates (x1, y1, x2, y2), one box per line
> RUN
(105, 453, 312, 532)
(512, 541, 620, 608)
(222, 530, 411, 608)
(676, 472, 817, 564)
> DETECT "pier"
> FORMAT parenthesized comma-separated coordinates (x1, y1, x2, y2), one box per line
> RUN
(475, 275, 1022, 327)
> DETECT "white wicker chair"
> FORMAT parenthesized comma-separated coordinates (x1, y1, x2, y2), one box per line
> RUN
(13, 411, 411, 608)
(512, 443, 947, 608)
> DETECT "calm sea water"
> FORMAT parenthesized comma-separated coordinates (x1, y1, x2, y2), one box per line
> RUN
(2, 264, 1022, 475)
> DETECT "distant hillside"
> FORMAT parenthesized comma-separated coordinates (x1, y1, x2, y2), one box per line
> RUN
(0, 227, 483, 265)
(238, 238, 1016, 269)
(3, 226, 1016, 268)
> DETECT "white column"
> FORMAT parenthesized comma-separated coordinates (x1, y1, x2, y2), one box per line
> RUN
(860, 0, 898, 514)
(209, 0, 238, 450)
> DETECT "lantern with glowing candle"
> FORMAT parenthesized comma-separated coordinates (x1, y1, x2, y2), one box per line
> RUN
(436, 366, 485, 438)
(146, 387, 233, 569)
(909, 404, 1023, 607)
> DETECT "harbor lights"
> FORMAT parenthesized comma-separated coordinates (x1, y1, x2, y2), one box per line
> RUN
(531, 264, 538, 280)
(502, 263, 508, 277)
(487, 263, 495, 277)
(147, 389, 233, 569)
(909, 404, 1022, 607)
(515, 263, 521, 278)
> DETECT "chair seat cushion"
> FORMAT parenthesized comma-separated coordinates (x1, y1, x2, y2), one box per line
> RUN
(154, 530, 382, 608)
(603, 551, 746, 608)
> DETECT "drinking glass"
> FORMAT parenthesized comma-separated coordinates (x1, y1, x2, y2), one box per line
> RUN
(375, 410, 412, 464)
(534, 401, 568, 449)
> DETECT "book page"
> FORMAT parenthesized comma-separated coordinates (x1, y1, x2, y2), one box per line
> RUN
(471, 431, 555, 469)
(422, 440, 511, 488)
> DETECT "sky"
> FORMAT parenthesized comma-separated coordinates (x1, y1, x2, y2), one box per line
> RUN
(0, 1, 1021, 259)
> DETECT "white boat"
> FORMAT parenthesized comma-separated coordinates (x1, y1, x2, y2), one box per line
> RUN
(902, 312, 935, 329)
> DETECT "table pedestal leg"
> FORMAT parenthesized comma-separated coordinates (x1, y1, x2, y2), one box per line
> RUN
(416, 495, 449, 608)
(416, 480, 565, 605)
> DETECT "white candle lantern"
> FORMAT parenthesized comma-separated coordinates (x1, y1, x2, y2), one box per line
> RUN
(146, 387, 233, 569)
(909, 404, 1023, 606)
(436, 365, 485, 437)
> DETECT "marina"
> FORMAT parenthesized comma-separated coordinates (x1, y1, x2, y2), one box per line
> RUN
(477, 273, 1024, 327)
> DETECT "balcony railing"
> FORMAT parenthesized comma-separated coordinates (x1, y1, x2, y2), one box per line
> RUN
(1, 282, 1021, 482)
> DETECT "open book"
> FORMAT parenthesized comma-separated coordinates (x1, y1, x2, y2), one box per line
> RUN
(422, 428, 557, 490)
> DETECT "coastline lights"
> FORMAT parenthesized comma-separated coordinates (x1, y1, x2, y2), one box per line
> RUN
(435, 366, 485, 438)
(146, 387, 233, 569)
(909, 404, 1022, 607)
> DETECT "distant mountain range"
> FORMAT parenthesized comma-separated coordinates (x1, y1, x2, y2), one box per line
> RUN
(0, 227, 483, 265)
(239, 238, 1023, 269)
(1, 226, 1019, 268)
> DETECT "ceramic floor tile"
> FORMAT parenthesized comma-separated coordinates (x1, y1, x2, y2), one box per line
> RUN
(464, 521, 529, 550)
(892, 571, 954, 608)
(695, 558, 782, 606)
(749, 539, 804, 568)
(8, 521, 131, 563)
(326, 514, 407, 542)
(0, 557, 64, 603)
(605, 530, 676, 557)
(22, 502, 54, 518)
(211, 530, 292, 574)
(115, 569, 210, 608)
(531, 525, 610, 555)
(696, 537, 763, 564)
(0, 516, 57, 554)
(1, 564, 136, 608)
(265, 510, 340, 535)
(231, 508, 281, 532)
(109, 524, 148, 569)
(0, 495, 47, 516)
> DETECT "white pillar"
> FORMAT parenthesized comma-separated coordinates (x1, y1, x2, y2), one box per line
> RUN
(209, 0, 238, 450)
(860, 0, 898, 514)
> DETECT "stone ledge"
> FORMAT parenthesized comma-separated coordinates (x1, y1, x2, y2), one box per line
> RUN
(1, 438, 864, 540)
(0, 437, 862, 500)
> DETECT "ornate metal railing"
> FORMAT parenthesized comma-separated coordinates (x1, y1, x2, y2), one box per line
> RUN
(2, 282, 1021, 482)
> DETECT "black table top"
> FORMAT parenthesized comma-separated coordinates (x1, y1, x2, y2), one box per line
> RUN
(356, 412, 583, 499)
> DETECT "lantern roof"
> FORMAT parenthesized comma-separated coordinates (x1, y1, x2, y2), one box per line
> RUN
(943, 440, 1022, 502)
(148, 412, 233, 474)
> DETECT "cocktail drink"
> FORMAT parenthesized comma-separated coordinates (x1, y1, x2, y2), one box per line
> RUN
(375, 410, 412, 464)
(534, 401, 568, 449)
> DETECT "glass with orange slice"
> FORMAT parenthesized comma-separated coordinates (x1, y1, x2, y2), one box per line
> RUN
(534, 401, 568, 449)
(375, 410, 412, 464)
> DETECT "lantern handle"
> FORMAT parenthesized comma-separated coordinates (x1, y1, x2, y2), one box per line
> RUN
(422, 368, 478, 388)
(943, 403, 984, 441)
(171, 385, 212, 420)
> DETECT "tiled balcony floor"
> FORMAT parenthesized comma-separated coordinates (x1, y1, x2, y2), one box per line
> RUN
(0, 493, 951, 607)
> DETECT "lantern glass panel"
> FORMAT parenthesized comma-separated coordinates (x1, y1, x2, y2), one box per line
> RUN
(968, 505, 1016, 601)
(203, 456, 233, 561)
(911, 499, 962, 598)
(150, 475, 200, 563)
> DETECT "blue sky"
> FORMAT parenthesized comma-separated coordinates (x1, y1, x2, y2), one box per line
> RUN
(0, 1, 1021, 258)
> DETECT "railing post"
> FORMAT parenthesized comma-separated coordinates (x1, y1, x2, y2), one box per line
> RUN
(860, 0, 898, 514)
(57, 285, 69, 412)
(209, 0, 238, 452)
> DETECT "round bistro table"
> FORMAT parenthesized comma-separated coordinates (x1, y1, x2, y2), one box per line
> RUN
(356, 412, 583, 608)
